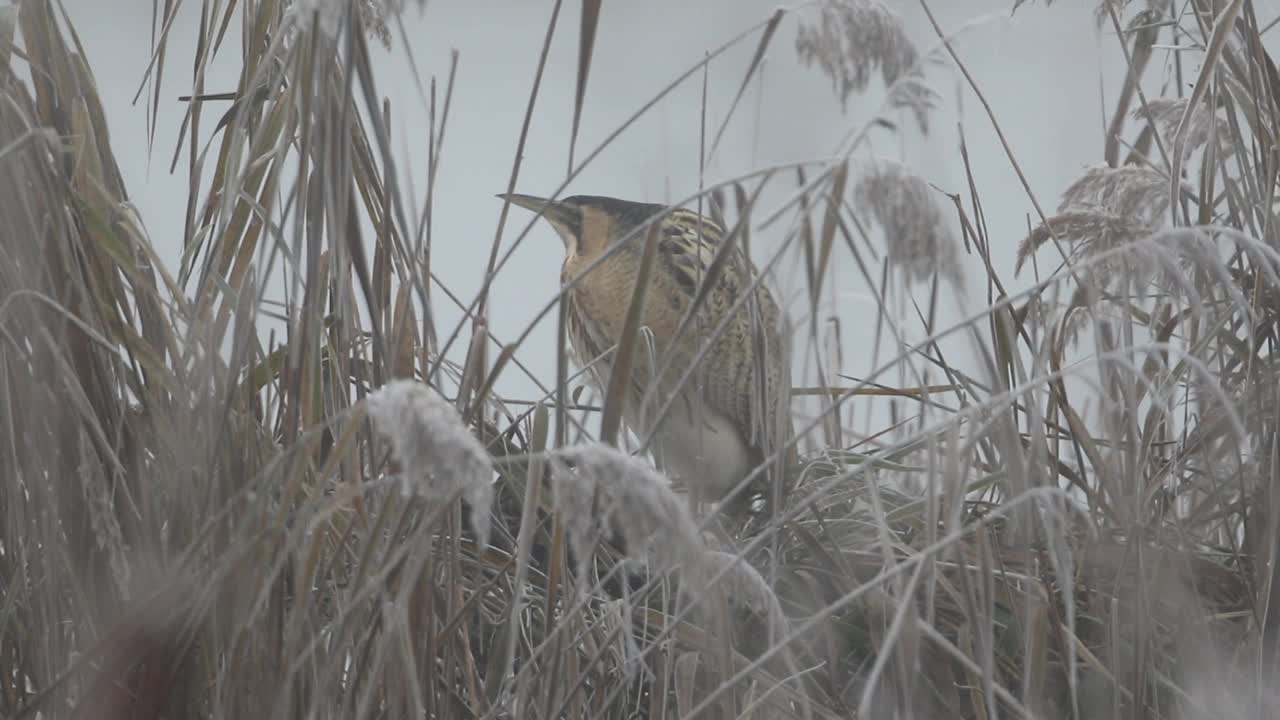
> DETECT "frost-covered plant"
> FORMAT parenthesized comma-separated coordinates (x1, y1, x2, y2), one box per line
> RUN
(853, 159, 961, 286)
(550, 443, 703, 595)
(366, 379, 495, 547)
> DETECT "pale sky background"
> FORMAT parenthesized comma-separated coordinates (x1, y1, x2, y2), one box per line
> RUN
(53, 0, 1166, 438)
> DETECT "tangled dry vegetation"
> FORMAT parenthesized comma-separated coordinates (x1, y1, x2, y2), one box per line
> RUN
(3, 0, 1280, 718)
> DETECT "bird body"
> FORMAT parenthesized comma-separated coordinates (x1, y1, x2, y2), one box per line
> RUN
(502, 193, 791, 506)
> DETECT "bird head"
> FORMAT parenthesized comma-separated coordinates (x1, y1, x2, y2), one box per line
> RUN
(498, 193, 665, 258)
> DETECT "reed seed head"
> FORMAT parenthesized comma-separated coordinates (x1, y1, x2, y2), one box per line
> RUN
(796, 1, 934, 131)
(853, 159, 960, 286)
(550, 443, 703, 593)
(366, 379, 495, 547)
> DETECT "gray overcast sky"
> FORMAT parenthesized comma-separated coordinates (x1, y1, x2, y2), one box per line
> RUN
(57, 0, 1140, 434)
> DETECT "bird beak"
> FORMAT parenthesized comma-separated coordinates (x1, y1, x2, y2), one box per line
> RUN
(498, 192, 569, 221)
(496, 193, 581, 249)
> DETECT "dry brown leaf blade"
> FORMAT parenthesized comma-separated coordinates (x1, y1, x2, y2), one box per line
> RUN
(568, 0, 602, 170)
(1169, 0, 1243, 217)
(599, 220, 660, 445)
(812, 162, 847, 306)
(708, 8, 784, 159)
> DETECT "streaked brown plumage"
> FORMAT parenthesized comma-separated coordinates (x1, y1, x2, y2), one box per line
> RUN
(501, 192, 792, 508)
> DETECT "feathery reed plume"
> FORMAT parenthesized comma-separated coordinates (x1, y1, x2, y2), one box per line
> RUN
(1016, 137, 1230, 278)
(366, 379, 495, 547)
(1016, 161, 1189, 275)
(360, 0, 393, 48)
(291, 0, 393, 46)
(1135, 96, 1217, 157)
(696, 550, 790, 645)
(853, 159, 960, 285)
(1092, 0, 1164, 29)
(1016, 209, 1154, 275)
(1014, 1, 1163, 27)
(795, 0, 935, 131)
(549, 443, 704, 594)
(1059, 164, 1172, 223)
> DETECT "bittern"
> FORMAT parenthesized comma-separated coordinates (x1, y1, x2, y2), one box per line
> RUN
(500, 192, 793, 509)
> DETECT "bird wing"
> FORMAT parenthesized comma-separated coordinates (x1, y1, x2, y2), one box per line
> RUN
(656, 209, 737, 301)
(652, 210, 788, 455)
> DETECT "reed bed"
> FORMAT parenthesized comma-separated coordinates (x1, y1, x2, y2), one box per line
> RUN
(2, 1, 1277, 718)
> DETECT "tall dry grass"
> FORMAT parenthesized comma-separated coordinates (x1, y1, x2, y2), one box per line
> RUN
(2, 0, 1279, 718)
